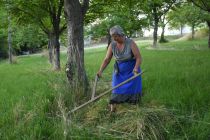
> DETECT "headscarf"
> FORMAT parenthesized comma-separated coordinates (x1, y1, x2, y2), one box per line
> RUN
(109, 25, 125, 36)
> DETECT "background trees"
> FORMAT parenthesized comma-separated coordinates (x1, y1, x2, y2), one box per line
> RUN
(8, 0, 66, 70)
(86, 0, 181, 47)
(0, 6, 9, 60)
(188, 0, 210, 48)
(12, 25, 47, 54)
(168, 3, 203, 40)
(138, 0, 179, 47)
(0, 1, 14, 63)
(85, 0, 148, 41)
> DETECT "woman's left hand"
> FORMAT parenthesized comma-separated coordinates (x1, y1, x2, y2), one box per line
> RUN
(133, 69, 138, 75)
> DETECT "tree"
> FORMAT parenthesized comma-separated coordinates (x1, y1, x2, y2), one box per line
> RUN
(1, 1, 13, 63)
(8, 0, 66, 70)
(159, 14, 170, 43)
(64, 0, 89, 94)
(188, 0, 210, 48)
(7, 14, 12, 63)
(86, 0, 148, 40)
(0, 7, 9, 60)
(140, 0, 178, 47)
(167, 6, 186, 36)
(183, 3, 203, 39)
(12, 25, 47, 54)
(168, 3, 203, 39)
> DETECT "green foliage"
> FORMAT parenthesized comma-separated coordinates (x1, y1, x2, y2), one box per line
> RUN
(85, 0, 148, 38)
(0, 5, 8, 31)
(188, 0, 210, 13)
(0, 1, 49, 55)
(139, 0, 180, 26)
(188, 0, 210, 23)
(7, 0, 66, 42)
(0, 36, 8, 59)
(8, 0, 50, 27)
(0, 7, 9, 59)
(12, 24, 48, 54)
(168, 3, 205, 29)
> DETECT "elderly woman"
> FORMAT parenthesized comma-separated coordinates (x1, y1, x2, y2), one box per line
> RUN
(97, 25, 142, 112)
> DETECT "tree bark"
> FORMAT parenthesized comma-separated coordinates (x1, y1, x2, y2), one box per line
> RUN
(159, 25, 165, 42)
(48, 34, 53, 64)
(45, 0, 64, 70)
(153, 7, 159, 47)
(64, 0, 89, 94)
(48, 33, 60, 70)
(53, 35, 60, 70)
(180, 24, 183, 36)
(191, 24, 195, 40)
(207, 21, 210, 49)
(8, 16, 12, 64)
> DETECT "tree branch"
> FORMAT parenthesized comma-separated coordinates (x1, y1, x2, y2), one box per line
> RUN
(57, 0, 64, 20)
(189, 0, 210, 12)
(59, 23, 67, 34)
(48, 0, 57, 26)
(82, 0, 90, 16)
(39, 20, 50, 34)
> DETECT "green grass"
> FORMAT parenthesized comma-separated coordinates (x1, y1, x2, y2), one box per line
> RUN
(0, 56, 65, 139)
(161, 37, 209, 50)
(0, 38, 210, 139)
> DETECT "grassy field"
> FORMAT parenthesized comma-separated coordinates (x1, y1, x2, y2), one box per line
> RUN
(0, 38, 210, 139)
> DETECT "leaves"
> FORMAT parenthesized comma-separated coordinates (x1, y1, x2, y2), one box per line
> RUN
(168, 3, 205, 29)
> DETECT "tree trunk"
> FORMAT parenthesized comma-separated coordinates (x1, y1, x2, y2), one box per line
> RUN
(49, 33, 60, 70)
(207, 21, 210, 49)
(48, 35, 53, 64)
(180, 24, 183, 36)
(153, 7, 159, 47)
(64, 0, 89, 94)
(159, 24, 166, 43)
(191, 24, 195, 40)
(53, 35, 60, 70)
(8, 16, 12, 64)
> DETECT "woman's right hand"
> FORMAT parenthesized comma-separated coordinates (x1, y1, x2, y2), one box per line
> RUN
(97, 71, 102, 78)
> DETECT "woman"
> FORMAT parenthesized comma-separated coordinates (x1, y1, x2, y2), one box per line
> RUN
(97, 25, 142, 112)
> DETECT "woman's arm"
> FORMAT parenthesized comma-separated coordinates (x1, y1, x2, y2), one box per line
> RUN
(130, 40, 142, 73)
(97, 45, 113, 77)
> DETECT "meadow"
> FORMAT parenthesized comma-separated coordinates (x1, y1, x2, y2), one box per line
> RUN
(0, 37, 210, 139)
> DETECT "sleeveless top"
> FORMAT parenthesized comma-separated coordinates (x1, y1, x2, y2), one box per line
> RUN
(111, 38, 134, 62)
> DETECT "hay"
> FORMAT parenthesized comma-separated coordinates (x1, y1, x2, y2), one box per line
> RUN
(82, 104, 182, 139)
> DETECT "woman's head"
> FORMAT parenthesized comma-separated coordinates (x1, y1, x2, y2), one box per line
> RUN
(109, 25, 125, 37)
(110, 25, 125, 42)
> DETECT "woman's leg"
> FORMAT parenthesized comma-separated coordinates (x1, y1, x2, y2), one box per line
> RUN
(110, 104, 117, 112)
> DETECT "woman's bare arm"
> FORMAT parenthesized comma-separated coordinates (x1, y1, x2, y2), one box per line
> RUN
(130, 40, 142, 72)
(97, 45, 113, 77)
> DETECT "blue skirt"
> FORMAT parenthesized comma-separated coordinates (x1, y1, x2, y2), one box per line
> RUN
(110, 60, 142, 104)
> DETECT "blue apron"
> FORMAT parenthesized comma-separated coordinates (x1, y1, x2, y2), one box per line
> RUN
(110, 59, 142, 104)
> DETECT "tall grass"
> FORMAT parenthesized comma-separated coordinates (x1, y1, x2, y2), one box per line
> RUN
(0, 38, 210, 139)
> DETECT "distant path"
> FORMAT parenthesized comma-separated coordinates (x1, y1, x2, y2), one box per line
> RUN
(20, 39, 153, 57)
(84, 43, 107, 50)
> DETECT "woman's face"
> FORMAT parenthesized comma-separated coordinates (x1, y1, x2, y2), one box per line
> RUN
(112, 34, 121, 42)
